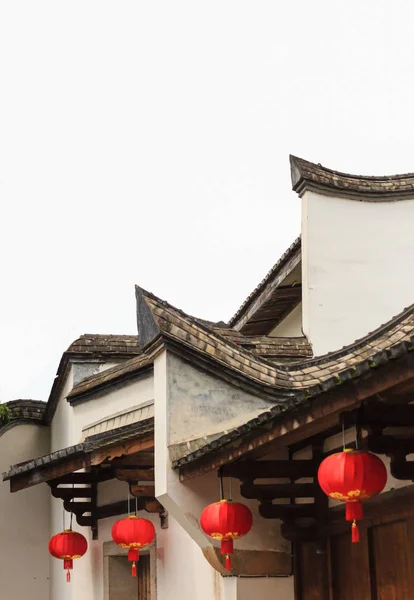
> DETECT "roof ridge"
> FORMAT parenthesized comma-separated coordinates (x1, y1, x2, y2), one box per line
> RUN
(137, 286, 414, 401)
(290, 155, 414, 199)
(290, 155, 414, 182)
(136, 286, 290, 371)
(78, 333, 138, 338)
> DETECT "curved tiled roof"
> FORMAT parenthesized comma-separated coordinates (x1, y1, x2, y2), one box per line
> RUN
(44, 333, 141, 423)
(173, 299, 414, 467)
(68, 353, 155, 403)
(290, 155, 414, 200)
(6, 399, 46, 422)
(136, 286, 414, 408)
(0, 400, 47, 434)
(67, 334, 140, 356)
(214, 329, 311, 360)
(67, 319, 312, 403)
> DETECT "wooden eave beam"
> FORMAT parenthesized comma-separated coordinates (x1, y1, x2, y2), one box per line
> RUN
(110, 452, 154, 468)
(259, 503, 316, 520)
(50, 469, 115, 486)
(130, 484, 155, 497)
(241, 482, 317, 500)
(179, 353, 414, 481)
(90, 434, 154, 465)
(115, 468, 154, 482)
(221, 459, 317, 480)
(343, 403, 414, 428)
(11, 455, 91, 493)
(9, 434, 154, 493)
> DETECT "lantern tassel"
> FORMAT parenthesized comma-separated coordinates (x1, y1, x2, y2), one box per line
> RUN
(221, 539, 233, 571)
(128, 547, 139, 562)
(352, 520, 360, 543)
(346, 501, 363, 522)
(64, 559, 73, 583)
(132, 562, 137, 577)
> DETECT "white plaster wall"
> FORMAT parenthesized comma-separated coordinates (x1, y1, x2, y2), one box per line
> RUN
(157, 515, 233, 600)
(302, 190, 414, 355)
(50, 370, 154, 600)
(270, 303, 303, 337)
(51, 370, 154, 451)
(71, 375, 154, 444)
(155, 352, 290, 553)
(167, 353, 273, 447)
(0, 424, 50, 600)
(51, 366, 74, 452)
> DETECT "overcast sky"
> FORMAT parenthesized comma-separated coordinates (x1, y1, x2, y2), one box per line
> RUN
(1, 1, 414, 401)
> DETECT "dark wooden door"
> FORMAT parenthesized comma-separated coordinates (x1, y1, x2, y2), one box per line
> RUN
(330, 528, 371, 600)
(296, 516, 414, 600)
(295, 541, 329, 600)
(369, 519, 414, 600)
(137, 554, 151, 600)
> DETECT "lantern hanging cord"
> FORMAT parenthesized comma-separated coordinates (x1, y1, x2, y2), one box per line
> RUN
(341, 414, 346, 451)
(229, 475, 232, 501)
(355, 403, 363, 450)
(69, 483, 74, 530)
(219, 467, 224, 500)
(135, 496, 138, 516)
(128, 489, 131, 517)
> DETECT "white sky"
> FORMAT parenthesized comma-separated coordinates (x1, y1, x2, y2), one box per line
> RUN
(1, 1, 414, 401)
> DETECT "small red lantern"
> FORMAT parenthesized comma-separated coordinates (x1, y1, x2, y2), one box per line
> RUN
(200, 500, 253, 571)
(318, 449, 387, 542)
(112, 515, 155, 576)
(48, 530, 88, 582)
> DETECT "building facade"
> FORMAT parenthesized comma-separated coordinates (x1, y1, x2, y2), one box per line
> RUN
(3, 156, 414, 599)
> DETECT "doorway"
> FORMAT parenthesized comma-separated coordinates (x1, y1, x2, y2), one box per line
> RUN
(107, 554, 151, 600)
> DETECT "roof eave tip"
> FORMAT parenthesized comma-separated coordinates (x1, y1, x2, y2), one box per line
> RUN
(289, 155, 304, 193)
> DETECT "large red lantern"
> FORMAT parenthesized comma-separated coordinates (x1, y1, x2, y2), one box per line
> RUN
(200, 499, 253, 571)
(48, 530, 88, 582)
(318, 449, 387, 542)
(112, 515, 155, 576)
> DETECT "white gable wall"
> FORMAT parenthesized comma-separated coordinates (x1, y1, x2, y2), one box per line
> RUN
(0, 424, 50, 600)
(71, 375, 153, 444)
(270, 302, 303, 337)
(302, 190, 414, 355)
(51, 369, 154, 452)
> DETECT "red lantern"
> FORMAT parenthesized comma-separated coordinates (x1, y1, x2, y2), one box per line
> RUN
(318, 450, 387, 542)
(200, 500, 253, 571)
(48, 530, 88, 582)
(112, 515, 155, 576)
